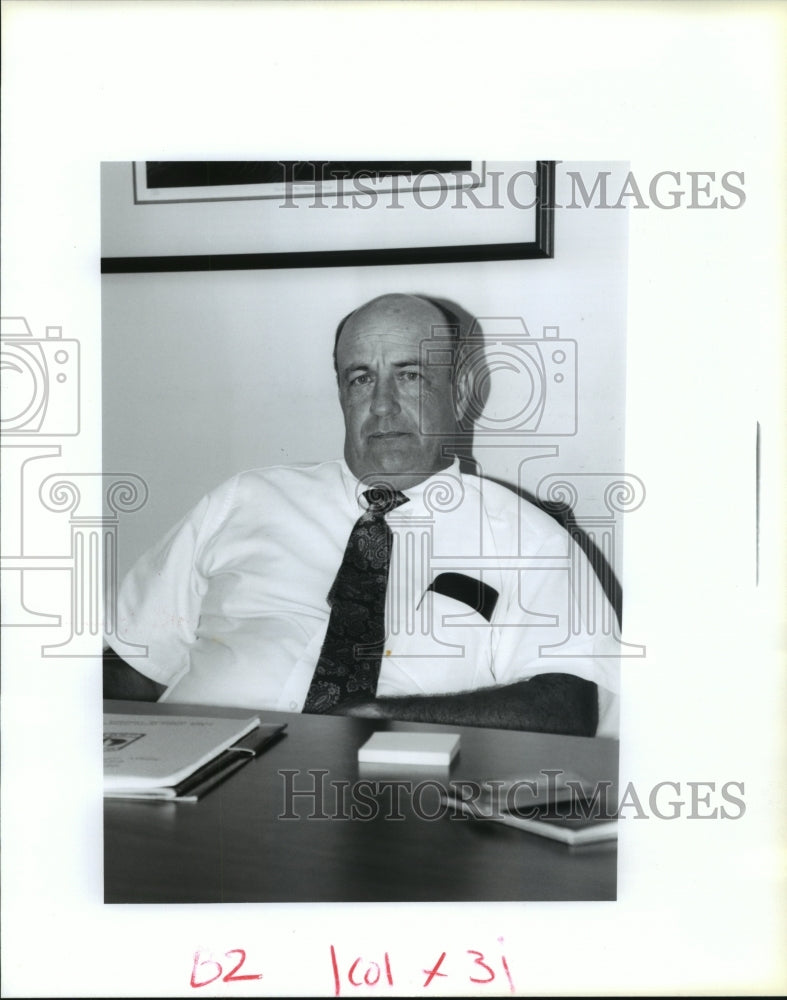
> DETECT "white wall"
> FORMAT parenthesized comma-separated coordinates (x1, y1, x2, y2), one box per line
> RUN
(102, 162, 629, 579)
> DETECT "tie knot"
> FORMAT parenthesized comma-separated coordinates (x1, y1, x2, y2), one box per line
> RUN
(362, 487, 409, 516)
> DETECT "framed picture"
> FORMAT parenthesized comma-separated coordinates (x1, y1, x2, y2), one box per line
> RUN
(132, 160, 488, 204)
(101, 160, 555, 272)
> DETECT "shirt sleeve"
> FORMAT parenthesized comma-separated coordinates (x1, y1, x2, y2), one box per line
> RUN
(490, 527, 621, 734)
(106, 485, 227, 687)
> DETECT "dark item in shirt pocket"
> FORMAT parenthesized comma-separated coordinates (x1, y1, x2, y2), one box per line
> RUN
(423, 572, 499, 622)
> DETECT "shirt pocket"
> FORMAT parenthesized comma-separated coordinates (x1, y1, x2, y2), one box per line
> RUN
(379, 588, 495, 696)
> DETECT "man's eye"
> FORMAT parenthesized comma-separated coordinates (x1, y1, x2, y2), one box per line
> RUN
(349, 373, 372, 386)
(398, 370, 422, 382)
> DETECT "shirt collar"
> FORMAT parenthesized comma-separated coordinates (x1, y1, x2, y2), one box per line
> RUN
(339, 457, 463, 515)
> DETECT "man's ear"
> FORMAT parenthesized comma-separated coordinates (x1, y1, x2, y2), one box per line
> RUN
(453, 363, 472, 425)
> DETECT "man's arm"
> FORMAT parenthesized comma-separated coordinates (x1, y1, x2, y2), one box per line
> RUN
(329, 673, 599, 736)
(104, 490, 215, 703)
(103, 648, 166, 702)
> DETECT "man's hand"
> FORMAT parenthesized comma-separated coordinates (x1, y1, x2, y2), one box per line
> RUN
(323, 674, 599, 736)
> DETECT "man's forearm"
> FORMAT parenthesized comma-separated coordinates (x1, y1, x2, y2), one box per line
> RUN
(334, 673, 599, 736)
(103, 649, 166, 702)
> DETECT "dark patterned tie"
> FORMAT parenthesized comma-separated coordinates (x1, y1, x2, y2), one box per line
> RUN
(303, 487, 409, 713)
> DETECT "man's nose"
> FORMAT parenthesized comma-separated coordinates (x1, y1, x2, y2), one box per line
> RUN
(370, 375, 401, 417)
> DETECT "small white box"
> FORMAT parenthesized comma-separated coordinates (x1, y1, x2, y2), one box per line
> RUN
(358, 732, 460, 766)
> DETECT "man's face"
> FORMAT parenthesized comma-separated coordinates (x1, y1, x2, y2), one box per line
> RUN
(336, 297, 464, 489)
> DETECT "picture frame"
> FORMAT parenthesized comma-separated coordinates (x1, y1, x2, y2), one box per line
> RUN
(101, 160, 555, 273)
(132, 160, 488, 205)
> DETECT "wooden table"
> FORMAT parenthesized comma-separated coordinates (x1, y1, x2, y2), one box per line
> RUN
(104, 701, 618, 903)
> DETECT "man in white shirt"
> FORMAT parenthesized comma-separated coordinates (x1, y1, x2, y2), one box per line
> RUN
(105, 293, 620, 736)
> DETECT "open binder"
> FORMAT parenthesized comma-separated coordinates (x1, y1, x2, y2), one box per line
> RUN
(103, 712, 286, 801)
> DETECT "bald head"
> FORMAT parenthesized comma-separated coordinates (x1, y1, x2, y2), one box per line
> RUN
(333, 294, 459, 374)
(334, 293, 469, 488)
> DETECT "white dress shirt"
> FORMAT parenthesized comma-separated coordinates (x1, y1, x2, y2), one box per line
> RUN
(112, 459, 621, 734)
